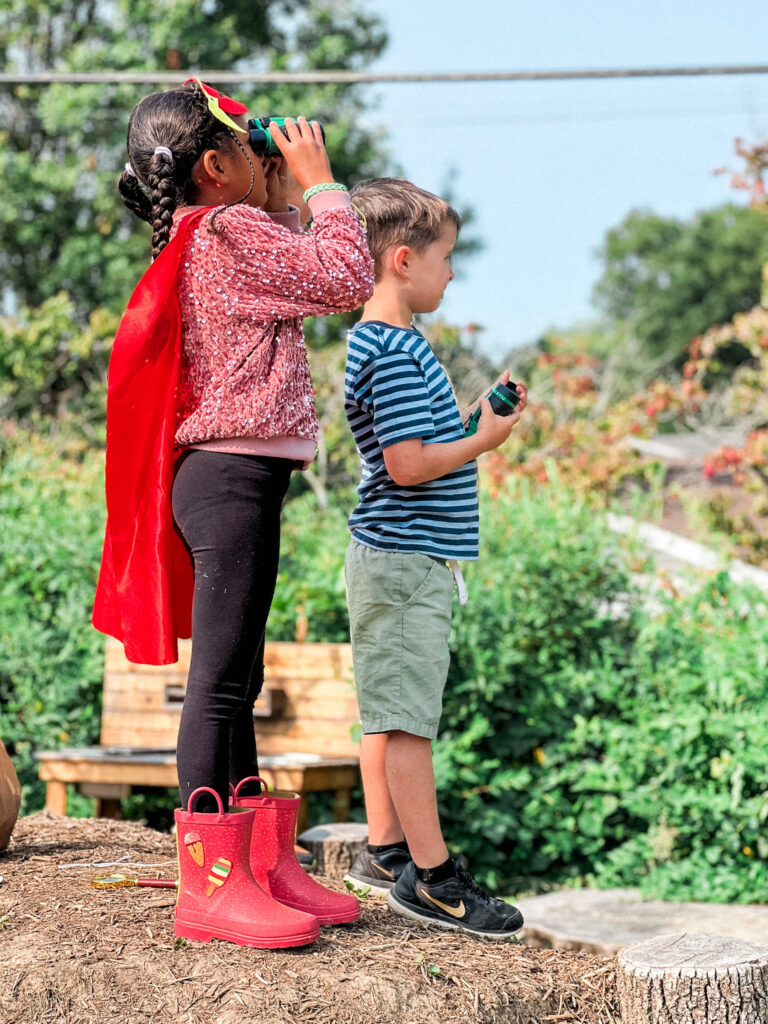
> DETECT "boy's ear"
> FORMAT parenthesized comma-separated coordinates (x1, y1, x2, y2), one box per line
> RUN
(391, 244, 412, 279)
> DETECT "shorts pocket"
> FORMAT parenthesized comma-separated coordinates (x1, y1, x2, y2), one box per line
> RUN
(402, 555, 442, 608)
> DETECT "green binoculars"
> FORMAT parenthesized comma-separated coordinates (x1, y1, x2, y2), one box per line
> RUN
(247, 117, 326, 157)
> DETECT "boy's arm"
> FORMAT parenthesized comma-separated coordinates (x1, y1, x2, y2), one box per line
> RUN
(383, 396, 522, 487)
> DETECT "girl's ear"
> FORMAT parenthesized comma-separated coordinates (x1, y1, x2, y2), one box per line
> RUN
(196, 148, 227, 185)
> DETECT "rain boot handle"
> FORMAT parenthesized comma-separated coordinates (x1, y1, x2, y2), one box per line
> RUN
(187, 786, 224, 813)
(232, 776, 271, 800)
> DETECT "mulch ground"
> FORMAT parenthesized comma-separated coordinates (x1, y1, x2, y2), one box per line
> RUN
(0, 814, 620, 1024)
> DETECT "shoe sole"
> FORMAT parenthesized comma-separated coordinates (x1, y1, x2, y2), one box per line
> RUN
(342, 872, 393, 897)
(386, 890, 523, 941)
(175, 918, 320, 949)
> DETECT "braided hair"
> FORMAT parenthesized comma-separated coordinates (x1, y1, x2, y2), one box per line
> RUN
(118, 81, 240, 260)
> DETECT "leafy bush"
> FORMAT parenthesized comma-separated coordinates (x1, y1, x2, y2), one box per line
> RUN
(435, 480, 768, 903)
(268, 486, 356, 644)
(5, 441, 768, 905)
(582, 574, 768, 903)
(0, 429, 106, 812)
(435, 478, 646, 887)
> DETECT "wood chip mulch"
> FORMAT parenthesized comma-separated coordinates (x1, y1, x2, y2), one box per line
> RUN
(0, 814, 620, 1024)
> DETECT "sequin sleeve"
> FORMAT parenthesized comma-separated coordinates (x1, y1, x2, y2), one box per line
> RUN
(207, 205, 374, 321)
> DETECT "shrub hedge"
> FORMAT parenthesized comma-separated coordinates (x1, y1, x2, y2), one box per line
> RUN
(3, 438, 767, 903)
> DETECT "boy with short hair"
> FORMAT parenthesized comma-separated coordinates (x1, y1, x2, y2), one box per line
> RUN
(343, 177, 527, 939)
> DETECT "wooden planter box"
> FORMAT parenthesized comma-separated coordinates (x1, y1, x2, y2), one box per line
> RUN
(36, 639, 361, 832)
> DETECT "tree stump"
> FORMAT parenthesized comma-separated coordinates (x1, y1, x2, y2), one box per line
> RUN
(298, 822, 368, 879)
(0, 739, 21, 850)
(617, 931, 768, 1024)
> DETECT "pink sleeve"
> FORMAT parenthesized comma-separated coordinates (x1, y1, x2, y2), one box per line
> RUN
(265, 206, 302, 232)
(212, 205, 374, 321)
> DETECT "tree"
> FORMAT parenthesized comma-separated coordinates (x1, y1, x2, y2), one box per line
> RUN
(593, 204, 768, 364)
(0, 0, 387, 318)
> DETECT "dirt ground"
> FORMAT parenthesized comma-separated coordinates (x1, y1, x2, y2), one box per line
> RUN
(0, 814, 619, 1024)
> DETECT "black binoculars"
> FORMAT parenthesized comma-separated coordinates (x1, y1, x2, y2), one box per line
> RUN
(464, 382, 521, 436)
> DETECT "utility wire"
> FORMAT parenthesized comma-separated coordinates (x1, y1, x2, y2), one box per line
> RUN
(2, 65, 768, 85)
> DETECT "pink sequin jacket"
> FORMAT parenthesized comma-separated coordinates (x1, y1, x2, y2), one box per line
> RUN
(172, 203, 374, 450)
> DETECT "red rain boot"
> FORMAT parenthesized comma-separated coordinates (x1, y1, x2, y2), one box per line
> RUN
(174, 787, 319, 948)
(232, 777, 360, 926)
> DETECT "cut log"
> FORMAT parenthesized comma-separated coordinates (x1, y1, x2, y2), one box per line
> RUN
(0, 740, 21, 849)
(298, 822, 369, 879)
(617, 931, 768, 1024)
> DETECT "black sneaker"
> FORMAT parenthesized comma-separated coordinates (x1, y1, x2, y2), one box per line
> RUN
(387, 860, 523, 940)
(344, 844, 412, 895)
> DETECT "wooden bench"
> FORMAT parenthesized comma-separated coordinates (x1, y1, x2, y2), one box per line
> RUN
(37, 639, 361, 833)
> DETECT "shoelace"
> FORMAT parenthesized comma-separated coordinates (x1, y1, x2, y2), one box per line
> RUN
(456, 866, 493, 904)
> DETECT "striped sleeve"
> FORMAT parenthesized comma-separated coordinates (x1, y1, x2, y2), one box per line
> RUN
(358, 351, 436, 448)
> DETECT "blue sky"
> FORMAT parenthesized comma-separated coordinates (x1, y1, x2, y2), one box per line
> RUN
(360, 0, 768, 359)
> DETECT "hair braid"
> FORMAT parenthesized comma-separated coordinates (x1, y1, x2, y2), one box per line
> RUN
(147, 155, 178, 259)
(121, 81, 237, 258)
(118, 170, 152, 223)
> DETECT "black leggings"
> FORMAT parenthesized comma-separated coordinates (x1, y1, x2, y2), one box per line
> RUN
(171, 450, 294, 813)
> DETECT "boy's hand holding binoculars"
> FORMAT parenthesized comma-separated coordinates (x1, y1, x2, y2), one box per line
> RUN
(467, 371, 528, 453)
(268, 117, 335, 192)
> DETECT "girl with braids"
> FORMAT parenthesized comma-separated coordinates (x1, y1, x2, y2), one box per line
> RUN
(93, 79, 373, 949)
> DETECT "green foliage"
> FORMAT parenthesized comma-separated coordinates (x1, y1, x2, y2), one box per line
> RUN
(593, 204, 768, 364)
(5, 431, 768, 904)
(434, 478, 644, 887)
(0, 293, 115, 429)
(0, 0, 388, 318)
(0, 430, 106, 811)
(434, 483, 768, 903)
(581, 574, 768, 903)
(267, 487, 356, 643)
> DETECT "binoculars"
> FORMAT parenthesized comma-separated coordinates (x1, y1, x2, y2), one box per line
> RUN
(464, 381, 521, 436)
(247, 117, 326, 157)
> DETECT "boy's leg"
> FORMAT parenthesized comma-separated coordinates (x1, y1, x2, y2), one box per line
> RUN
(385, 731, 448, 868)
(360, 733, 403, 845)
(345, 732, 412, 892)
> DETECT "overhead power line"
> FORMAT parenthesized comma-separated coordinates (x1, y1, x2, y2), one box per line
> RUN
(2, 64, 768, 86)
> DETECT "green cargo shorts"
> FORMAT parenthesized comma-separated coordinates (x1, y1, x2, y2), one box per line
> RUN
(344, 539, 454, 739)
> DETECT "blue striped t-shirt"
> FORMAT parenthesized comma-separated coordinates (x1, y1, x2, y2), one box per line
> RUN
(344, 320, 479, 560)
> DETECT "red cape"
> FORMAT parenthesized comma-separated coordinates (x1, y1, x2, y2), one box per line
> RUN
(92, 208, 211, 665)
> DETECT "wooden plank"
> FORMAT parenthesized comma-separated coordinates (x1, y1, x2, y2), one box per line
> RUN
(256, 733, 360, 758)
(100, 711, 359, 743)
(97, 713, 359, 747)
(78, 782, 131, 800)
(38, 758, 178, 787)
(300, 764, 360, 791)
(101, 682, 357, 722)
(101, 693, 359, 736)
(103, 675, 356, 702)
(105, 639, 354, 679)
(97, 718, 359, 757)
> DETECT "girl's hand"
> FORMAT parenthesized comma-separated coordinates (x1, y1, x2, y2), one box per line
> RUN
(263, 157, 290, 213)
(268, 117, 334, 192)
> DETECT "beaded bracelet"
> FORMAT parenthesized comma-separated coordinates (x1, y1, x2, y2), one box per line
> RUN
(302, 182, 349, 203)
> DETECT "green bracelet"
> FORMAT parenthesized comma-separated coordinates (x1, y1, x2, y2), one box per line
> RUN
(302, 182, 349, 203)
